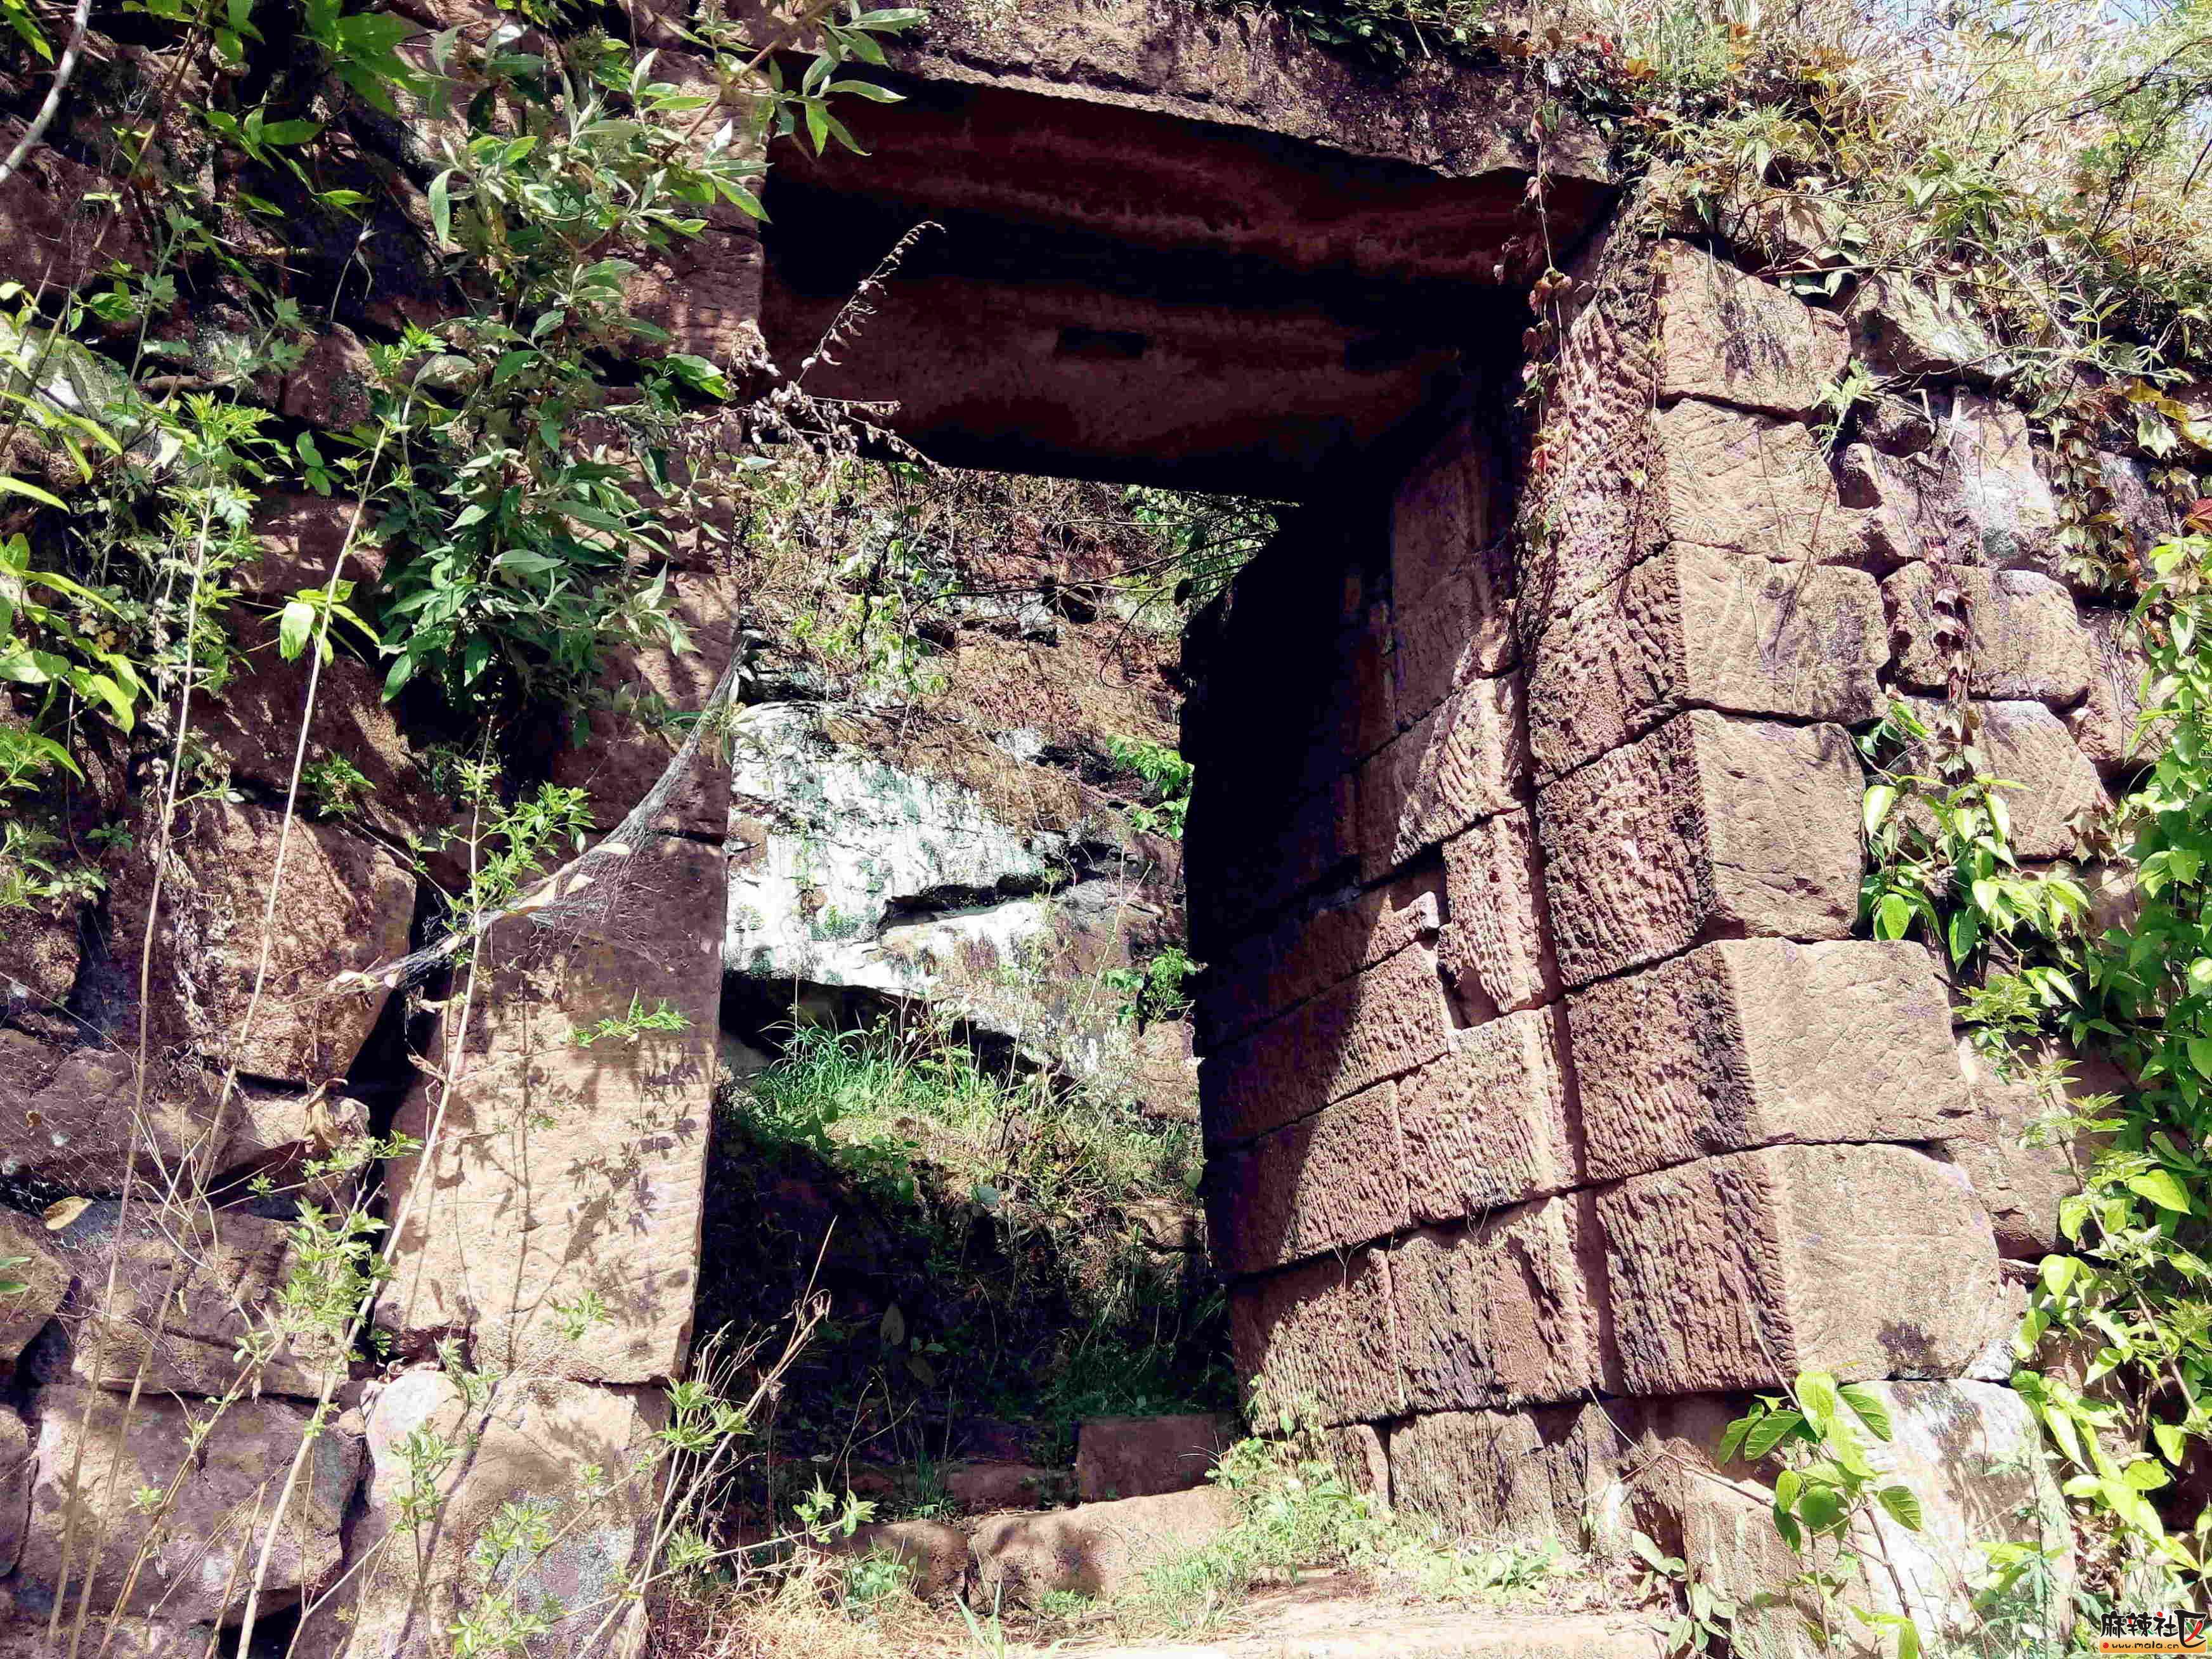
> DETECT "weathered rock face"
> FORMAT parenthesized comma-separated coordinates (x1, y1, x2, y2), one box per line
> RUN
(1074, 1414, 1235, 1501)
(722, 699, 1192, 1109)
(1183, 226, 2161, 1599)
(104, 795, 413, 1088)
(377, 835, 719, 1383)
(42, 1204, 345, 1400)
(294, 1370, 664, 1659)
(18, 1387, 358, 1625)
(968, 1485, 1237, 1606)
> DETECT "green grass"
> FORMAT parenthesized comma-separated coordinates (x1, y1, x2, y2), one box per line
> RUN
(1126, 1438, 1570, 1636)
(703, 1013, 1230, 1473)
(741, 1015, 1201, 1217)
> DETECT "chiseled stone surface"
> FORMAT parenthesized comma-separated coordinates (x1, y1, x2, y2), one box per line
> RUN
(1202, 941, 1455, 1145)
(1398, 1008, 1580, 1223)
(1436, 809, 1557, 1018)
(1074, 1413, 1237, 1501)
(1944, 1038, 2121, 1259)
(1597, 1143, 2007, 1394)
(1901, 698, 2108, 861)
(378, 835, 720, 1384)
(1388, 1404, 1616, 1545)
(1655, 241, 1849, 419)
(105, 798, 412, 1089)
(1395, 561, 1518, 725)
(1391, 1197, 1617, 1412)
(1844, 393, 2066, 582)
(1517, 218, 1669, 624)
(1529, 541, 1885, 779)
(1228, 1248, 1402, 1426)
(1356, 673, 1528, 881)
(2071, 605, 2170, 772)
(1883, 563, 2092, 705)
(294, 1370, 663, 1659)
(1321, 1422, 1390, 1502)
(51, 1205, 346, 1400)
(1198, 871, 1441, 1048)
(1209, 1080, 1407, 1275)
(1654, 398, 1864, 566)
(1535, 711, 1863, 989)
(1567, 939, 1975, 1183)
(1392, 421, 1504, 611)
(20, 1386, 358, 1626)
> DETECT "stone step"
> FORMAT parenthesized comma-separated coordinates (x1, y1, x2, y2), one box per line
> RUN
(1034, 1604, 1669, 1658)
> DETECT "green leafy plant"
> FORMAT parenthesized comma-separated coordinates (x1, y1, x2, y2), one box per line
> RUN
(1104, 735, 1194, 840)
(1719, 1372, 1928, 1658)
(1103, 944, 1197, 1027)
(302, 753, 373, 818)
(573, 992, 692, 1048)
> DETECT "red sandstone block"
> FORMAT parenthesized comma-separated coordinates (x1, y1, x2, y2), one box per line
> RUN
(1437, 809, 1556, 1017)
(1391, 422, 1499, 607)
(1356, 675, 1528, 882)
(1230, 1247, 1403, 1426)
(1388, 1404, 1617, 1542)
(1199, 871, 1442, 1047)
(1655, 240, 1848, 419)
(1398, 1008, 1581, 1224)
(1211, 1080, 1409, 1275)
(1390, 1195, 1617, 1411)
(1526, 541, 1885, 783)
(1885, 564, 2092, 706)
(1201, 942, 1455, 1145)
(1567, 938, 1974, 1183)
(1189, 774, 1356, 949)
(1534, 710, 1861, 989)
(1393, 561, 1516, 733)
(1596, 1143, 2007, 1394)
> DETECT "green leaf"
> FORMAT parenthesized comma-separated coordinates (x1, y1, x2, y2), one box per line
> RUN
(1946, 905, 1981, 965)
(1862, 782, 1897, 836)
(428, 168, 455, 247)
(2189, 1036, 2212, 1081)
(1795, 1483, 1845, 1534)
(2154, 1422, 2188, 1465)
(0, 476, 66, 510)
(333, 11, 417, 56)
(1742, 1410, 1805, 1461)
(2123, 1457, 2170, 1492)
(1838, 1382, 1893, 1443)
(1875, 891, 1914, 940)
(1796, 1371, 1842, 1435)
(1716, 1414, 1753, 1465)
(279, 599, 315, 662)
(259, 118, 323, 145)
(2126, 1168, 2192, 1214)
(491, 349, 537, 385)
(1876, 1484, 1923, 1532)
(825, 78, 902, 101)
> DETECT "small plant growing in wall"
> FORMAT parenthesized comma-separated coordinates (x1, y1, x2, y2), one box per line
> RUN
(1105, 944, 1197, 1027)
(1104, 735, 1194, 839)
(1719, 1372, 1929, 1656)
(573, 993, 691, 1048)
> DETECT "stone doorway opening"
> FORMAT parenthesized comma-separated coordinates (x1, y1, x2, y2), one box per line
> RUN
(701, 13, 2059, 1622)
(696, 8, 1573, 1532)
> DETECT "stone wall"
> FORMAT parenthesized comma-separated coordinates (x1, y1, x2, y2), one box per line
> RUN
(1185, 214, 2144, 1646)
